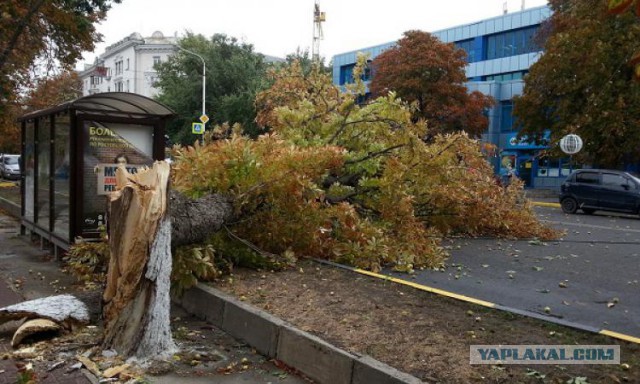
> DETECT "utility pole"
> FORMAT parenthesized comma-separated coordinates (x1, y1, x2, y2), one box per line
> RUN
(312, 0, 326, 63)
(174, 44, 208, 139)
(175, 45, 206, 118)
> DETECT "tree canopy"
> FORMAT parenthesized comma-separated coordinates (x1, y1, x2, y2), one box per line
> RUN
(23, 71, 82, 112)
(169, 59, 554, 278)
(0, 70, 81, 153)
(0, 0, 119, 107)
(514, 0, 640, 167)
(154, 33, 268, 144)
(369, 30, 494, 138)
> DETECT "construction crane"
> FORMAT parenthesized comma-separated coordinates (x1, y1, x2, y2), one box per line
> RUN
(312, 0, 325, 63)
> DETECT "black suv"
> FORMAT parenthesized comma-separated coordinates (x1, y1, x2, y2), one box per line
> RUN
(560, 169, 640, 215)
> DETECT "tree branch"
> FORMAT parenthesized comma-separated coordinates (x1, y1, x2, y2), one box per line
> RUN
(345, 144, 405, 165)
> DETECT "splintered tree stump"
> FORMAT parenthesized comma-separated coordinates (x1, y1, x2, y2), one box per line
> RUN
(102, 161, 176, 358)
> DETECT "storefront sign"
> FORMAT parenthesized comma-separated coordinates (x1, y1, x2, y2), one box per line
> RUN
(504, 132, 549, 150)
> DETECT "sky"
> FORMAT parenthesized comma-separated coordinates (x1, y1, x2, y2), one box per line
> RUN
(78, 0, 549, 68)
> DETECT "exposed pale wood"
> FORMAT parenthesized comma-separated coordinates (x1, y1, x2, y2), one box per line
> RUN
(102, 161, 176, 358)
(0, 295, 89, 326)
(102, 364, 131, 378)
(11, 319, 61, 347)
(77, 355, 101, 376)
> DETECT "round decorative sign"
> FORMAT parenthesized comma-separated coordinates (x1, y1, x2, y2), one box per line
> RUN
(559, 134, 583, 155)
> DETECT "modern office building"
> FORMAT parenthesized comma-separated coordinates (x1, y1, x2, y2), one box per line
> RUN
(78, 31, 177, 98)
(332, 5, 566, 188)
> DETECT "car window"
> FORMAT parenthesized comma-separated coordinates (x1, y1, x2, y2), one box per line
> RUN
(575, 172, 599, 184)
(5, 157, 18, 165)
(602, 173, 629, 190)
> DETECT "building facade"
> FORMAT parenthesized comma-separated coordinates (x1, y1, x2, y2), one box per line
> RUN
(79, 31, 177, 98)
(332, 5, 567, 189)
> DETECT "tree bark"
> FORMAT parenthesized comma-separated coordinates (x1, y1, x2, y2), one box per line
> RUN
(102, 162, 234, 359)
(169, 190, 234, 249)
(102, 162, 175, 358)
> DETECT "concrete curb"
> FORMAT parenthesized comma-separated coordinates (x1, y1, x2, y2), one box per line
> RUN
(174, 283, 422, 384)
(0, 196, 20, 217)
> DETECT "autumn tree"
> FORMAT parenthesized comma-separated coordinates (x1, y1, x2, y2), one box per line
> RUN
(0, 102, 20, 153)
(169, 59, 554, 279)
(154, 33, 268, 144)
(514, 0, 640, 168)
(73, 59, 555, 360)
(23, 71, 82, 112)
(0, 0, 120, 110)
(369, 30, 494, 138)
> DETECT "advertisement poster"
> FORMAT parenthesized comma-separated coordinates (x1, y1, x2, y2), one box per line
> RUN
(95, 163, 143, 195)
(82, 122, 154, 234)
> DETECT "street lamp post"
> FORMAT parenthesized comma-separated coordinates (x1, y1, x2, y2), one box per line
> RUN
(174, 44, 207, 123)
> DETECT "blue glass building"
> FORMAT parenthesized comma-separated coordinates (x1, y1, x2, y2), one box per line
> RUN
(332, 5, 568, 189)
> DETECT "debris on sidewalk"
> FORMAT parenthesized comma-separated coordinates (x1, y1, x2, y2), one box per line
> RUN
(0, 294, 90, 326)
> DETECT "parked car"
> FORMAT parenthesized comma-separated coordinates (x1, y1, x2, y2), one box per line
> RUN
(0, 154, 21, 180)
(560, 169, 640, 215)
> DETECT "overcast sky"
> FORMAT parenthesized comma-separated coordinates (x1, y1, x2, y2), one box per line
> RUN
(79, 0, 548, 67)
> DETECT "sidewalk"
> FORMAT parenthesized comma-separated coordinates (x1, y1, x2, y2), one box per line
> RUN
(0, 211, 309, 384)
(0, 214, 92, 383)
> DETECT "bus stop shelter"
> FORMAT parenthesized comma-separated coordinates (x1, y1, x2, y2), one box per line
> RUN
(18, 92, 175, 252)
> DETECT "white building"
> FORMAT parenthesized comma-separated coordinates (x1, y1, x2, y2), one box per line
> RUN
(79, 31, 177, 97)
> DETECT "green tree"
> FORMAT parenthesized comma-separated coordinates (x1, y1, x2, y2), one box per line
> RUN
(284, 48, 330, 76)
(154, 33, 268, 144)
(369, 30, 494, 138)
(514, 0, 640, 167)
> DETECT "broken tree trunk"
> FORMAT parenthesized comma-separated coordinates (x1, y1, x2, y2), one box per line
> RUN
(102, 162, 176, 358)
(169, 190, 233, 249)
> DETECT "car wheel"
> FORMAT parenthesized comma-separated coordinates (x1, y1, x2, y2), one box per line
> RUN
(561, 197, 578, 214)
(582, 208, 595, 215)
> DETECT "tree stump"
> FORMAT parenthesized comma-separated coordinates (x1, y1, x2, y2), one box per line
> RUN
(102, 161, 176, 358)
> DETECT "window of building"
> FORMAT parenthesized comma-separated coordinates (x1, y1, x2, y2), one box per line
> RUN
(339, 64, 355, 85)
(485, 25, 540, 60)
(115, 60, 123, 75)
(126, 58, 130, 70)
(115, 81, 123, 92)
(537, 158, 561, 177)
(454, 39, 476, 63)
(484, 71, 527, 82)
(126, 80, 130, 92)
(153, 56, 161, 66)
(500, 101, 515, 132)
(339, 61, 372, 85)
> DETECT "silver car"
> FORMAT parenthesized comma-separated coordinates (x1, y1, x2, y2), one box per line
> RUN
(0, 154, 21, 180)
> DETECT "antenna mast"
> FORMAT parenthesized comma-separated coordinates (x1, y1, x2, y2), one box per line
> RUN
(312, 0, 325, 63)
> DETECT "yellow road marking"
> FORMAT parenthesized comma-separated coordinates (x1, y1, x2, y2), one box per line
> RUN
(353, 268, 496, 308)
(531, 201, 560, 208)
(353, 267, 640, 346)
(600, 330, 640, 344)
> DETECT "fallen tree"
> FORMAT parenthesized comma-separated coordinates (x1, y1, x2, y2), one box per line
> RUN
(101, 162, 233, 358)
(94, 59, 556, 360)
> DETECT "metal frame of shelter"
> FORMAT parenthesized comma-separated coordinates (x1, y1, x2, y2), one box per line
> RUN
(18, 92, 175, 253)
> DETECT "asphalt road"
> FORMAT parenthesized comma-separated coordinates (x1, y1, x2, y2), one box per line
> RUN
(384, 206, 640, 338)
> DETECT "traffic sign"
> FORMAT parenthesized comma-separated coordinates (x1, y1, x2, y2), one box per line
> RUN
(199, 114, 209, 124)
(192, 122, 205, 134)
